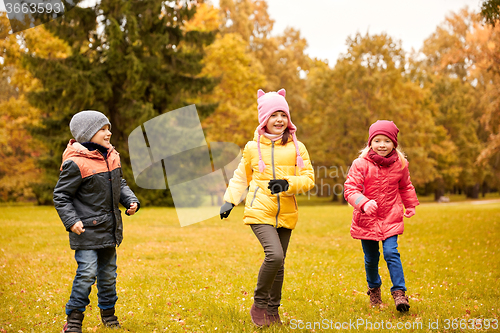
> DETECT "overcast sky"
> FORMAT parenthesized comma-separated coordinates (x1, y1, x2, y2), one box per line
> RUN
(1, 0, 483, 64)
(212, 0, 483, 65)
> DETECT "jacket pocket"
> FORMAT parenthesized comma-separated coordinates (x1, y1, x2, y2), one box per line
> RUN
(357, 213, 374, 228)
(250, 187, 260, 207)
(353, 209, 361, 224)
(293, 195, 298, 210)
(81, 216, 107, 227)
(385, 203, 404, 224)
(71, 215, 114, 247)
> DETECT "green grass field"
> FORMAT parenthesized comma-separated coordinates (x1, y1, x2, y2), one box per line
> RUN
(0, 201, 499, 332)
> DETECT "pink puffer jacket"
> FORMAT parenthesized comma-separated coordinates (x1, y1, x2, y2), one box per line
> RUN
(344, 155, 419, 241)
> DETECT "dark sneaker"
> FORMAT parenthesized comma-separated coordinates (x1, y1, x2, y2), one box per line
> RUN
(367, 286, 382, 307)
(62, 310, 84, 333)
(100, 308, 121, 328)
(391, 290, 410, 312)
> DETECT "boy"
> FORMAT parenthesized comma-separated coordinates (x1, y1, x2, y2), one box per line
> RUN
(53, 110, 140, 333)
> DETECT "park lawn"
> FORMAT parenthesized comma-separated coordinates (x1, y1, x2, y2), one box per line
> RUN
(0, 202, 499, 332)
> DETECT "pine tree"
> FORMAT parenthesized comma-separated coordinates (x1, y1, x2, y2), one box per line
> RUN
(21, 0, 217, 205)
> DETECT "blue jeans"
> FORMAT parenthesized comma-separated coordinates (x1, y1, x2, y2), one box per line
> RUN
(361, 235, 406, 292)
(66, 248, 118, 315)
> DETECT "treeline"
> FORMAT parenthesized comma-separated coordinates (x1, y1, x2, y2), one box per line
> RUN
(0, 0, 499, 205)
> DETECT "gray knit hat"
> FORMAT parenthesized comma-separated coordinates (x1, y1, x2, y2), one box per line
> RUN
(70, 110, 112, 143)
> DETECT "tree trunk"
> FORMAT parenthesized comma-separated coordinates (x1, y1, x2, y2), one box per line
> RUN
(434, 187, 444, 202)
(465, 183, 480, 199)
(482, 181, 489, 197)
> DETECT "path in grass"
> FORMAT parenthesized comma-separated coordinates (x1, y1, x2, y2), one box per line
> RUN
(0, 201, 498, 332)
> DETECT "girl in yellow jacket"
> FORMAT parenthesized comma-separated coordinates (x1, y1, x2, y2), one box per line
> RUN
(220, 89, 315, 327)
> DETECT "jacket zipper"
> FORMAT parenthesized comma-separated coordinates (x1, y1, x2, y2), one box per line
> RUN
(250, 186, 260, 207)
(272, 142, 280, 228)
(102, 152, 117, 244)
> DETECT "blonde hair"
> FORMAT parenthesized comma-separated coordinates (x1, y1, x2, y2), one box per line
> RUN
(359, 145, 407, 170)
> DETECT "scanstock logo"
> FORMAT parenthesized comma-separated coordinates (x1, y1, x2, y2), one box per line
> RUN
(3, 0, 75, 33)
(129, 105, 246, 227)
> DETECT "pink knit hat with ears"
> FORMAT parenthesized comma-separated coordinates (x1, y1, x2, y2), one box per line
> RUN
(256, 88, 305, 173)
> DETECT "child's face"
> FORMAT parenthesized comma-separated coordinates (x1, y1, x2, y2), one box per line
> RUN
(90, 125, 112, 148)
(265, 111, 288, 135)
(370, 134, 394, 157)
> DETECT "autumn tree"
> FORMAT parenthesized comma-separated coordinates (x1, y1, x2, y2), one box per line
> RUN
(200, 32, 266, 146)
(0, 13, 70, 203)
(481, 0, 500, 26)
(422, 8, 500, 197)
(304, 33, 453, 200)
(20, 0, 217, 205)
(218, 0, 274, 43)
(201, 0, 311, 151)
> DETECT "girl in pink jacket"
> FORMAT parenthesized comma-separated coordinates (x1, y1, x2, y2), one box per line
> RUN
(344, 120, 419, 312)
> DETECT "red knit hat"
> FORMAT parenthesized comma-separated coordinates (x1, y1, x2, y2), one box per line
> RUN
(256, 89, 304, 173)
(368, 120, 399, 148)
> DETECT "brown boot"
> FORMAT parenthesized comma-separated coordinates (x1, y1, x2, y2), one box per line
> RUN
(250, 304, 270, 327)
(267, 311, 282, 325)
(367, 286, 382, 307)
(100, 308, 121, 328)
(391, 290, 410, 312)
(62, 310, 84, 333)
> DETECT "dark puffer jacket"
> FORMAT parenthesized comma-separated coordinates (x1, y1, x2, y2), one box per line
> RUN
(53, 140, 139, 250)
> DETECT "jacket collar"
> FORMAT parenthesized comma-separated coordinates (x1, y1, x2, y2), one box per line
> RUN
(62, 139, 116, 163)
(252, 129, 283, 145)
(364, 150, 399, 167)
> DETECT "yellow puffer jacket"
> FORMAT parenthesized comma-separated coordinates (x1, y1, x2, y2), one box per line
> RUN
(224, 131, 315, 229)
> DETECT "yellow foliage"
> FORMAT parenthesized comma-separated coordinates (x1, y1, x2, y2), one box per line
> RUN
(184, 3, 221, 32)
(200, 33, 266, 147)
(0, 96, 42, 202)
(0, 16, 69, 202)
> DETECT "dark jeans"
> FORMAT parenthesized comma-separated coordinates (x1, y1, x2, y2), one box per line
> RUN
(361, 235, 406, 292)
(250, 224, 292, 315)
(66, 248, 118, 315)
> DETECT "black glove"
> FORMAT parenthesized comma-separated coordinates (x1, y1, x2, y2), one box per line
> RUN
(268, 179, 289, 194)
(220, 202, 235, 219)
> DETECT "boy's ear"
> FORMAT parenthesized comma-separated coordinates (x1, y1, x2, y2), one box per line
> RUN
(257, 89, 265, 98)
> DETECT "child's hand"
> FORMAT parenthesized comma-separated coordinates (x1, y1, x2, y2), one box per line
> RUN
(268, 179, 289, 194)
(404, 207, 415, 218)
(363, 200, 378, 216)
(70, 221, 85, 235)
(220, 202, 235, 219)
(126, 202, 138, 216)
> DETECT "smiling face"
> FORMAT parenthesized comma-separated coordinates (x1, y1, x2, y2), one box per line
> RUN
(90, 124, 112, 148)
(370, 134, 394, 157)
(265, 111, 288, 135)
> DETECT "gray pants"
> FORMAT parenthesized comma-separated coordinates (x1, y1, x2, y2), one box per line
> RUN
(250, 224, 292, 314)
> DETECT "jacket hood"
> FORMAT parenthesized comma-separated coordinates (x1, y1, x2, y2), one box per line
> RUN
(62, 139, 115, 164)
